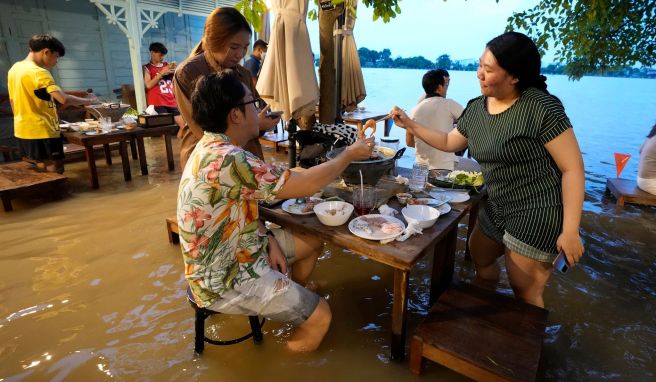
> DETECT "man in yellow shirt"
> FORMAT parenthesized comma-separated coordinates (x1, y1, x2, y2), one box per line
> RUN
(8, 34, 97, 173)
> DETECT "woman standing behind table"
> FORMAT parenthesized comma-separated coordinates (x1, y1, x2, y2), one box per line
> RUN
(173, 7, 280, 169)
(391, 31, 585, 307)
(637, 123, 656, 195)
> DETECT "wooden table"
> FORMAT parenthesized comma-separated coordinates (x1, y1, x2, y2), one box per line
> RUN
(62, 124, 176, 189)
(260, 199, 467, 360)
(62, 129, 132, 189)
(342, 110, 394, 136)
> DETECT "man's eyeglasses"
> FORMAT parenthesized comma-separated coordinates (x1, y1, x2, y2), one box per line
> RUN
(235, 97, 264, 110)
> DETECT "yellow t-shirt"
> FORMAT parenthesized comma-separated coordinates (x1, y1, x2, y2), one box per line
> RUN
(8, 60, 61, 139)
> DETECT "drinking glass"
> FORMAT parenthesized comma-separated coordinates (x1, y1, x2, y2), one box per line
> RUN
(100, 116, 112, 133)
(352, 185, 376, 216)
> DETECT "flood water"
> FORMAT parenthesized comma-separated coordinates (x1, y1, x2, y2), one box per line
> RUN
(1, 132, 654, 381)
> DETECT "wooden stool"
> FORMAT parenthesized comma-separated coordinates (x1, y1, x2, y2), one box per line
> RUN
(166, 216, 179, 244)
(187, 287, 264, 353)
(0, 161, 67, 211)
(410, 283, 548, 382)
(259, 130, 289, 153)
(606, 178, 656, 207)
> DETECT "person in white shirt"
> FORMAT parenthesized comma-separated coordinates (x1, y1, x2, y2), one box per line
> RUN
(406, 69, 464, 170)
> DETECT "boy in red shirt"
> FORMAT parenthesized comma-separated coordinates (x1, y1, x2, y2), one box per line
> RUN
(143, 42, 184, 133)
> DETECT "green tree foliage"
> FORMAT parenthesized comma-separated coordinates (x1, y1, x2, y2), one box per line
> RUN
(507, 0, 656, 79)
(435, 54, 453, 70)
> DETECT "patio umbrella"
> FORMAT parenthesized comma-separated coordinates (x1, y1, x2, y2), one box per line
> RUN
(340, 1, 366, 112)
(256, 0, 318, 122)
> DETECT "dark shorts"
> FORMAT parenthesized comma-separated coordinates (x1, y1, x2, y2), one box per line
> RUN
(478, 203, 563, 262)
(17, 136, 64, 161)
(153, 106, 180, 116)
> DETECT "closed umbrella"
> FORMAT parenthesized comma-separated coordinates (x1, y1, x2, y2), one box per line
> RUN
(340, 0, 366, 111)
(256, 0, 318, 122)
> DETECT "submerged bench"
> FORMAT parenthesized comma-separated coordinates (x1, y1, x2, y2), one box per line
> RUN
(410, 283, 548, 382)
(166, 216, 179, 244)
(606, 178, 656, 207)
(0, 161, 67, 211)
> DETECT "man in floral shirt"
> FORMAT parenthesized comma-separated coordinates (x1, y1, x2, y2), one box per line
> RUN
(177, 70, 374, 352)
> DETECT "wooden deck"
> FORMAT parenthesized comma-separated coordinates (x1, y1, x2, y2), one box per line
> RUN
(606, 178, 656, 207)
(0, 161, 67, 211)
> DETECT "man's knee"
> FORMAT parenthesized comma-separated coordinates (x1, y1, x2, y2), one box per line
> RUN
(308, 298, 331, 327)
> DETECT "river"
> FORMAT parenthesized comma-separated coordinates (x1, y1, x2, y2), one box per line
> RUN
(0, 69, 654, 381)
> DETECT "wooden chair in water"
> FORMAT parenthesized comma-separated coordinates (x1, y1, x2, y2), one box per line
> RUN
(606, 178, 656, 207)
(410, 283, 548, 382)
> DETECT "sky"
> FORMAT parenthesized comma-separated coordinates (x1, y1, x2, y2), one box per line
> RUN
(303, 0, 554, 63)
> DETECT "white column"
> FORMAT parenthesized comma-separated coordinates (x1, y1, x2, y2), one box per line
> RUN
(125, 0, 146, 111)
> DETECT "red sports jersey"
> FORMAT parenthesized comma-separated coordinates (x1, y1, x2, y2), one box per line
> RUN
(144, 62, 177, 108)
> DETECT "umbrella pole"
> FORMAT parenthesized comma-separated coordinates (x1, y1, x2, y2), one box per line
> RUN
(288, 118, 298, 168)
(334, 10, 345, 124)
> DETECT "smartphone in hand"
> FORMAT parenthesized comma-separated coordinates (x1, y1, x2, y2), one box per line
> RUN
(552, 250, 570, 273)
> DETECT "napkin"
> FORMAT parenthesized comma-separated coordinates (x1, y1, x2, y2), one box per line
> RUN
(378, 204, 397, 216)
(395, 175, 409, 185)
(145, 105, 158, 115)
(379, 221, 422, 244)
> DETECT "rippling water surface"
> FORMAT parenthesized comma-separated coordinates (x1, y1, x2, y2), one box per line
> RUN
(1, 71, 655, 381)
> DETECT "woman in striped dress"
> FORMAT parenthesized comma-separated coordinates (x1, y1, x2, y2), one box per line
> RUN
(391, 32, 585, 307)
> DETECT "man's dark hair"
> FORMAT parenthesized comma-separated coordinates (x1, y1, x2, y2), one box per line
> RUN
(422, 69, 449, 95)
(253, 39, 268, 50)
(29, 34, 65, 56)
(149, 42, 168, 54)
(191, 70, 246, 134)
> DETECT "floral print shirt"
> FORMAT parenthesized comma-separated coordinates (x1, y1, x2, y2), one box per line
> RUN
(177, 132, 289, 307)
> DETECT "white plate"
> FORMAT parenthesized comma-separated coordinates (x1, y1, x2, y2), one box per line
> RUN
(85, 131, 99, 135)
(281, 197, 323, 215)
(437, 203, 451, 216)
(408, 197, 450, 207)
(348, 214, 406, 241)
(430, 190, 470, 203)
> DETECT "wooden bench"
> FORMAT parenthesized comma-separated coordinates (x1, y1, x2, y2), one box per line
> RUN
(606, 178, 656, 207)
(409, 283, 548, 382)
(0, 161, 67, 211)
(166, 216, 179, 244)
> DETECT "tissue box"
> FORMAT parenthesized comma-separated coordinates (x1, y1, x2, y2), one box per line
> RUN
(137, 113, 174, 128)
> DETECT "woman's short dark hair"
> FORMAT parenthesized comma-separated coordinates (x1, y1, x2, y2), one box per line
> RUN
(422, 69, 449, 95)
(149, 42, 168, 54)
(487, 31, 547, 92)
(29, 34, 65, 56)
(191, 70, 246, 134)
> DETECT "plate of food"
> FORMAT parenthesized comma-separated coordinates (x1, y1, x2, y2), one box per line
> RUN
(429, 190, 470, 203)
(348, 214, 405, 241)
(407, 194, 451, 207)
(281, 197, 323, 215)
(437, 202, 451, 216)
(428, 169, 484, 190)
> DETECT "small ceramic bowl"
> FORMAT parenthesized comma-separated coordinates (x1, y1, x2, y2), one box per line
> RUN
(402, 204, 440, 229)
(396, 192, 412, 205)
(313, 201, 354, 226)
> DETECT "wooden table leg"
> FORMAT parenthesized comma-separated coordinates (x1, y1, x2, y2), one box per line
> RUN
(464, 202, 480, 261)
(164, 133, 174, 171)
(1, 192, 12, 211)
(136, 137, 148, 175)
(103, 143, 112, 165)
(84, 144, 99, 189)
(119, 141, 131, 182)
(429, 226, 458, 305)
(391, 268, 409, 361)
(129, 137, 138, 160)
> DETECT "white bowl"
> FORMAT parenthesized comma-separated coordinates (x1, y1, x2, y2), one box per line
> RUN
(402, 205, 440, 229)
(313, 201, 354, 226)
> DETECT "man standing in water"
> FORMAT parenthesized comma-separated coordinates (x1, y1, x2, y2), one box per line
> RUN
(8, 34, 97, 173)
(177, 70, 374, 351)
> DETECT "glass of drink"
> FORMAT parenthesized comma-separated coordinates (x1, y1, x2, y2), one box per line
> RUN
(100, 116, 112, 133)
(352, 185, 376, 216)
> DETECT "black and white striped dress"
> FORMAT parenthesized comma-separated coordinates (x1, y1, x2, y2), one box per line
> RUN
(457, 87, 572, 262)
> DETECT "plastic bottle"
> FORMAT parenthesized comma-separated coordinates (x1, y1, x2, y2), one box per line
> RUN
(409, 155, 429, 192)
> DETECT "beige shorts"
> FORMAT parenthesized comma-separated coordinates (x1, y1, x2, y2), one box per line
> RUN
(206, 228, 320, 326)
